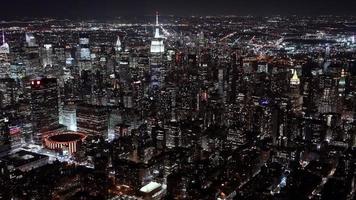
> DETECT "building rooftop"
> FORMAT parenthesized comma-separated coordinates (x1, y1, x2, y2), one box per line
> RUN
(140, 181, 161, 194)
(0, 150, 48, 169)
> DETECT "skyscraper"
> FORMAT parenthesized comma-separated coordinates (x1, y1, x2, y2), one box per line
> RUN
(0, 113, 10, 155)
(0, 31, 10, 54)
(149, 12, 166, 94)
(115, 35, 122, 52)
(79, 34, 91, 61)
(150, 12, 165, 54)
(25, 33, 37, 47)
(30, 78, 60, 144)
(0, 78, 18, 108)
(76, 103, 108, 137)
(289, 69, 302, 112)
(41, 44, 53, 68)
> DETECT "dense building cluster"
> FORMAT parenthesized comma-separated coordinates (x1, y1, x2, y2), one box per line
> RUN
(0, 15, 356, 200)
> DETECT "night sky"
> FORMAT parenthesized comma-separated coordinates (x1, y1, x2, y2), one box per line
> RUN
(1, 0, 355, 19)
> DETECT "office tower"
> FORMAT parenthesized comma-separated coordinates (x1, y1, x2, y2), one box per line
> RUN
(41, 44, 53, 67)
(25, 33, 37, 47)
(30, 78, 60, 144)
(218, 67, 225, 98)
(165, 120, 182, 148)
(338, 69, 347, 96)
(0, 31, 10, 54)
(227, 125, 247, 149)
(289, 69, 302, 112)
(152, 124, 166, 150)
(150, 58, 163, 91)
(318, 75, 338, 114)
(79, 34, 91, 61)
(0, 113, 10, 155)
(114, 123, 131, 138)
(76, 103, 108, 136)
(0, 78, 18, 108)
(77, 34, 92, 76)
(59, 103, 77, 131)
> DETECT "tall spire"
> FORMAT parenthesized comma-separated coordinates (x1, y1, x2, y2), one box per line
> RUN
(154, 12, 160, 38)
(156, 11, 159, 26)
(0, 28, 10, 54)
(151, 11, 165, 53)
(116, 35, 122, 52)
(2, 29, 5, 44)
(290, 70, 300, 85)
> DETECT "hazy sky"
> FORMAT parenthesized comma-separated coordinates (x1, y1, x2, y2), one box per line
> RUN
(1, 0, 355, 19)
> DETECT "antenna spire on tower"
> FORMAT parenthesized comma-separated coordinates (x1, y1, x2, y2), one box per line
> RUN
(156, 11, 159, 26)
(2, 29, 5, 44)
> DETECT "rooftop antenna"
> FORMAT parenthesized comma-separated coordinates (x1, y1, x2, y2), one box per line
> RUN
(154, 12, 161, 38)
(156, 11, 159, 26)
(2, 29, 5, 44)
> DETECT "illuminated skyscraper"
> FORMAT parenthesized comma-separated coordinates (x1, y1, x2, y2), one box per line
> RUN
(318, 75, 338, 114)
(289, 69, 302, 112)
(30, 78, 60, 144)
(290, 69, 300, 86)
(0, 78, 18, 108)
(41, 44, 53, 67)
(25, 33, 37, 47)
(115, 35, 122, 52)
(149, 13, 166, 92)
(150, 58, 163, 90)
(59, 104, 77, 131)
(338, 69, 346, 96)
(0, 113, 10, 155)
(76, 104, 108, 136)
(150, 12, 165, 54)
(78, 34, 92, 75)
(0, 31, 9, 55)
(79, 35, 91, 61)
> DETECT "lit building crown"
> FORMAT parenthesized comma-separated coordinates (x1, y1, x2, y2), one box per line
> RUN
(116, 36, 122, 52)
(150, 12, 165, 54)
(290, 70, 300, 85)
(339, 69, 346, 86)
(0, 30, 10, 54)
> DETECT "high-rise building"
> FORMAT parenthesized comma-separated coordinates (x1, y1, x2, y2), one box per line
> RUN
(59, 104, 77, 131)
(338, 69, 347, 96)
(76, 103, 108, 136)
(150, 58, 163, 90)
(0, 78, 18, 108)
(318, 75, 338, 113)
(30, 78, 60, 144)
(25, 33, 37, 47)
(41, 44, 53, 67)
(115, 35, 122, 52)
(289, 69, 302, 112)
(150, 12, 165, 54)
(0, 113, 10, 155)
(0, 31, 10, 54)
(79, 34, 91, 61)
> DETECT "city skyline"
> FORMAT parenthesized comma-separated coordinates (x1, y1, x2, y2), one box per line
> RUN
(0, 2, 355, 200)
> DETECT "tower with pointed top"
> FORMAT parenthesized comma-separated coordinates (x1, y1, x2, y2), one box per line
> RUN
(115, 35, 122, 52)
(289, 69, 302, 112)
(0, 30, 10, 54)
(290, 69, 300, 85)
(150, 12, 165, 54)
